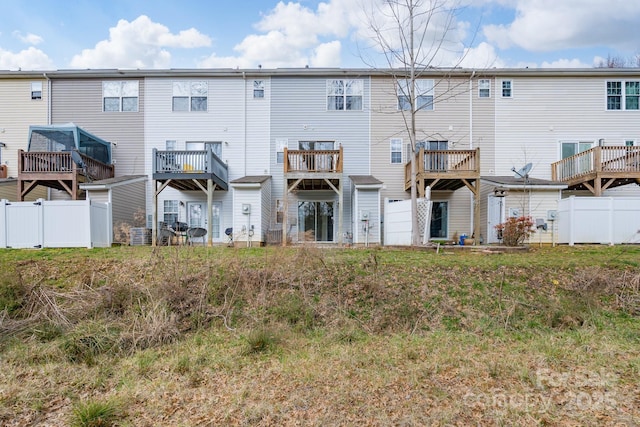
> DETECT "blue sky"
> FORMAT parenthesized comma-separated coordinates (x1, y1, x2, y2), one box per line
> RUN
(0, 0, 638, 70)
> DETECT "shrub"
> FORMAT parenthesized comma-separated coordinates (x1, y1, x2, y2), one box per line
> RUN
(70, 399, 121, 427)
(495, 216, 535, 246)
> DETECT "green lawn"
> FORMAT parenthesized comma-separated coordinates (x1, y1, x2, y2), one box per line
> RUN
(0, 245, 638, 425)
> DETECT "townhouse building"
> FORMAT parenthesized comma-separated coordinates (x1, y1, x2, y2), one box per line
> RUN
(1, 67, 638, 246)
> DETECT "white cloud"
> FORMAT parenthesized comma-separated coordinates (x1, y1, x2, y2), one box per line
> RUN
(459, 42, 506, 68)
(540, 58, 590, 68)
(12, 31, 43, 45)
(483, 0, 640, 52)
(199, 0, 366, 68)
(0, 46, 54, 70)
(70, 15, 211, 69)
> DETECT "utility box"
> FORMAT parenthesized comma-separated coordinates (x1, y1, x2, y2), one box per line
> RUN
(359, 210, 370, 220)
(242, 204, 251, 214)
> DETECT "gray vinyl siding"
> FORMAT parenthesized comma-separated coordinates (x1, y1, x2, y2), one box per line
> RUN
(51, 79, 145, 177)
(111, 180, 146, 226)
(0, 78, 49, 179)
(270, 75, 371, 231)
(261, 180, 272, 240)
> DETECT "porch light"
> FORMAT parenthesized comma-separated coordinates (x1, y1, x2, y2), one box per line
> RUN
(493, 187, 508, 197)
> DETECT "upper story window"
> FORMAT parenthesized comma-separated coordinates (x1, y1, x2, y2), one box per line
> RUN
(103, 81, 139, 112)
(607, 80, 639, 110)
(390, 138, 403, 164)
(253, 80, 264, 98)
(397, 79, 434, 111)
(479, 79, 491, 98)
(173, 81, 208, 112)
(501, 80, 512, 98)
(165, 140, 177, 151)
(186, 141, 221, 157)
(327, 79, 363, 111)
(276, 138, 287, 164)
(31, 82, 42, 100)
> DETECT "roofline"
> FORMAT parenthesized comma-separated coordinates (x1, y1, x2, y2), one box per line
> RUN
(1, 67, 639, 80)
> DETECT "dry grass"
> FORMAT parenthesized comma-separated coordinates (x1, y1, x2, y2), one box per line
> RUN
(0, 245, 638, 425)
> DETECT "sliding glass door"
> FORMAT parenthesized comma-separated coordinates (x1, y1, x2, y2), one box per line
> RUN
(298, 201, 334, 242)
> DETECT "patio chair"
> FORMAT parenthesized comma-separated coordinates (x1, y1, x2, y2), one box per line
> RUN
(186, 227, 207, 245)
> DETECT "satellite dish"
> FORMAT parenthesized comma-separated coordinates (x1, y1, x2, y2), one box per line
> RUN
(512, 162, 532, 179)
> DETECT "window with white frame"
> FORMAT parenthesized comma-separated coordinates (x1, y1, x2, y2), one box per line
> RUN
(397, 79, 434, 111)
(478, 79, 490, 98)
(173, 81, 208, 112)
(186, 141, 222, 157)
(606, 80, 640, 110)
(501, 80, 512, 97)
(103, 81, 139, 112)
(276, 138, 287, 164)
(165, 140, 176, 151)
(31, 82, 42, 100)
(390, 138, 403, 164)
(327, 79, 363, 110)
(253, 80, 264, 98)
(163, 200, 179, 226)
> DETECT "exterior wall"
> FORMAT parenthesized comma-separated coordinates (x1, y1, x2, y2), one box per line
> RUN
(352, 188, 381, 245)
(260, 180, 272, 241)
(0, 180, 47, 201)
(245, 78, 271, 176)
(270, 75, 371, 241)
(0, 76, 49, 178)
(50, 78, 145, 177)
(494, 74, 640, 181)
(144, 76, 249, 237)
(471, 77, 497, 175)
(111, 180, 146, 226)
(370, 75, 473, 206)
(232, 187, 263, 244)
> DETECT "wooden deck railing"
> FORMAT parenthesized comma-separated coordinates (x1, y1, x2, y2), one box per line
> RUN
(152, 149, 229, 183)
(19, 150, 114, 180)
(405, 148, 479, 182)
(284, 146, 343, 173)
(552, 146, 640, 181)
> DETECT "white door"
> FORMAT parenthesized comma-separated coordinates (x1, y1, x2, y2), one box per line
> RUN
(186, 201, 222, 242)
(487, 195, 505, 244)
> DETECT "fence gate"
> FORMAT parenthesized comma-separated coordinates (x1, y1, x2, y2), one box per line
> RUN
(4, 200, 43, 248)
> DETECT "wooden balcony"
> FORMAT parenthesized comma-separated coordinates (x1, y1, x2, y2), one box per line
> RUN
(152, 148, 229, 191)
(283, 146, 343, 190)
(551, 146, 640, 195)
(17, 150, 115, 200)
(405, 148, 480, 196)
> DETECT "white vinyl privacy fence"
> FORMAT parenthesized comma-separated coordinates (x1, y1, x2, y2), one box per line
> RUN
(0, 199, 112, 248)
(383, 198, 432, 246)
(558, 196, 640, 245)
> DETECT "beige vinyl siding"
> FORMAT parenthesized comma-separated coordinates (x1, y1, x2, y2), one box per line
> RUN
(50, 78, 144, 177)
(0, 181, 47, 201)
(370, 75, 473, 208)
(471, 78, 496, 175)
(0, 78, 49, 178)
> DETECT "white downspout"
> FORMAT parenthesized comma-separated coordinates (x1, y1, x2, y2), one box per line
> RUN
(469, 70, 475, 237)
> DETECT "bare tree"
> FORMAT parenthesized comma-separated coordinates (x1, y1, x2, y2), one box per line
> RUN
(361, 0, 478, 245)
